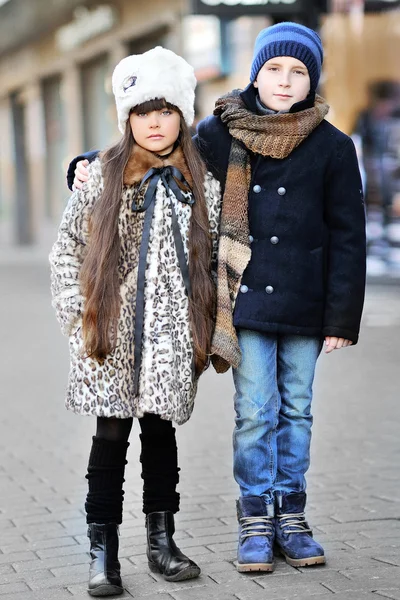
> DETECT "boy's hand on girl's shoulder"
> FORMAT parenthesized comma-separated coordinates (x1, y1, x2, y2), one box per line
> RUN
(324, 336, 353, 353)
(72, 160, 90, 191)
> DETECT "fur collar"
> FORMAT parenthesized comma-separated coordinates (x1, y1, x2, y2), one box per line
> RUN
(123, 143, 193, 186)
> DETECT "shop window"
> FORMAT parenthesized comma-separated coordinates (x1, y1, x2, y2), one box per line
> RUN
(10, 92, 32, 245)
(81, 54, 114, 150)
(42, 76, 66, 219)
(128, 27, 169, 55)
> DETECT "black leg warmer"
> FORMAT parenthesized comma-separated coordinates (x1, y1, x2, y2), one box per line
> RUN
(85, 435, 130, 525)
(139, 414, 180, 515)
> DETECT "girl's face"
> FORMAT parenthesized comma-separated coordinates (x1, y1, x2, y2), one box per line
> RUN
(254, 56, 311, 112)
(129, 107, 181, 155)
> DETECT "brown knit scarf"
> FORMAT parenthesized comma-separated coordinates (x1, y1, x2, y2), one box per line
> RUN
(211, 90, 329, 373)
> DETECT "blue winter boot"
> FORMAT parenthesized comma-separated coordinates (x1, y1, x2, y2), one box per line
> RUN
(236, 496, 275, 572)
(275, 492, 325, 567)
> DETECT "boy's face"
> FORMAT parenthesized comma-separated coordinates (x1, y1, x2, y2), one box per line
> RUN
(129, 108, 181, 155)
(254, 56, 311, 112)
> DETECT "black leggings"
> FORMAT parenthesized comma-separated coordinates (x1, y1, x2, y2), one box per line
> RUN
(85, 415, 180, 524)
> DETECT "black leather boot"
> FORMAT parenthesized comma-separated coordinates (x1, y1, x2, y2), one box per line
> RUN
(146, 511, 200, 581)
(87, 523, 123, 596)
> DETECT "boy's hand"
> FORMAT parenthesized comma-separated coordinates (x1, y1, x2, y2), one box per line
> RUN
(72, 159, 89, 191)
(324, 336, 353, 353)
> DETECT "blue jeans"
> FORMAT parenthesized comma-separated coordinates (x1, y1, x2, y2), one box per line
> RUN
(233, 330, 322, 502)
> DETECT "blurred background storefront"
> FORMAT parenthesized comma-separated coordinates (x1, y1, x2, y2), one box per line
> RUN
(0, 0, 399, 279)
(0, 0, 185, 248)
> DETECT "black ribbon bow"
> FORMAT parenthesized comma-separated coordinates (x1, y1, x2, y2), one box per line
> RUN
(131, 166, 194, 395)
(131, 166, 194, 212)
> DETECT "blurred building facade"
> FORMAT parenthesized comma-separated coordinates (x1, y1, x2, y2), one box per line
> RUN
(0, 0, 399, 274)
(0, 0, 186, 247)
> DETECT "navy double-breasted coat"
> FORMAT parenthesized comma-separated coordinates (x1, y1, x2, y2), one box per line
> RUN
(194, 85, 366, 344)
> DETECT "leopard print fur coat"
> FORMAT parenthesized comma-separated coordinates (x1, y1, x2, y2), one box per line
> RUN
(49, 145, 221, 424)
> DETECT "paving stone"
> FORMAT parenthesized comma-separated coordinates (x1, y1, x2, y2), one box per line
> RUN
(13, 552, 88, 573)
(169, 579, 265, 599)
(372, 554, 400, 567)
(1, 268, 400, 600)
(27, 570, 87, 590)
(0, 593, 74, 600)
(309, 566, 400, 593)
(185, 524, 236, 539)
(0, 565, 15, 578)
(345, 539, 400, 551)
(120, 572, 187, 596)
(1, 568, 55, 586)
(35, 543, 89, 560)
(299, 551, 379, 571)
(33, 590, 75, 600)
(23, 524, 69, 542)
(204, 539, 237, 553)
(235, 579, 333, 599)
(0, 533, 27, 547)
(0, 581, 31, 595)
(29, 536, 80, 552)
(0, 551, 38, 565)
(50, 563, 90, 578)
(123, 594, 175, 600)
(341, 565, 400, 586)
(374, 591, 400, 600)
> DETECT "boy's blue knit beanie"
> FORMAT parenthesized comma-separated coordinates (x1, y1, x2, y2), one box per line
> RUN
(250, 22, 323, 92)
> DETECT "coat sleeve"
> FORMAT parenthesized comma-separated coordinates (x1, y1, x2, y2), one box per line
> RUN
(194, 116, 231, 195)
(66, 150, 100, 191)
(323, 137, 367, 344)
(50, 164, 100, 335)
(204, 173, 222, 275)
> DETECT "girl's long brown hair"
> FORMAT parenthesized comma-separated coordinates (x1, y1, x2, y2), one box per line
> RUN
(80, 98, 215, 376)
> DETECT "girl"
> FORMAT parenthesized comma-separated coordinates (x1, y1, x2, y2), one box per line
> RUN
(50, 47, 221, 597)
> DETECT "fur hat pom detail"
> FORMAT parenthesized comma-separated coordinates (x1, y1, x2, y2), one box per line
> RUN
(112, 46, 197, 133)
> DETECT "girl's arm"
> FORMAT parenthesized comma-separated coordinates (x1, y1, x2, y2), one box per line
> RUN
(49, 173, 97, 335)
(204, 172, 222, 275)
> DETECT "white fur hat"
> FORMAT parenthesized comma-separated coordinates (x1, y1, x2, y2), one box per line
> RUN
(112, 46, 197, 133)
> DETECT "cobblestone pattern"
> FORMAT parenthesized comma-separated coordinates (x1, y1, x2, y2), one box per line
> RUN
(0, 265, 399, 599)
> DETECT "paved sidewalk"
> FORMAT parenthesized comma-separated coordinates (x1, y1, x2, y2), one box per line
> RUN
(0, 263, 399, 600)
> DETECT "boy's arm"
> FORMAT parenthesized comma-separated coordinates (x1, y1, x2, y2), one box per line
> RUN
(194, 115, 231, 195)
(67, 150, 99, 191)
(323, 137, 367, 344)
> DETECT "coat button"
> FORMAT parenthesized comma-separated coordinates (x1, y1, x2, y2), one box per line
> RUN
(240, 285, 249, 293)
(265, 285, 274, 294)
(270, 236, 279, 244)
(253, 185, 261, 193)
(277, 187, 286, 196)
(249, 235, 254, 243)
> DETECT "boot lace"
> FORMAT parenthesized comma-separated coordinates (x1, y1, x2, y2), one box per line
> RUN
(277, 512, 312, 535)
(239, 516, 274, 541)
